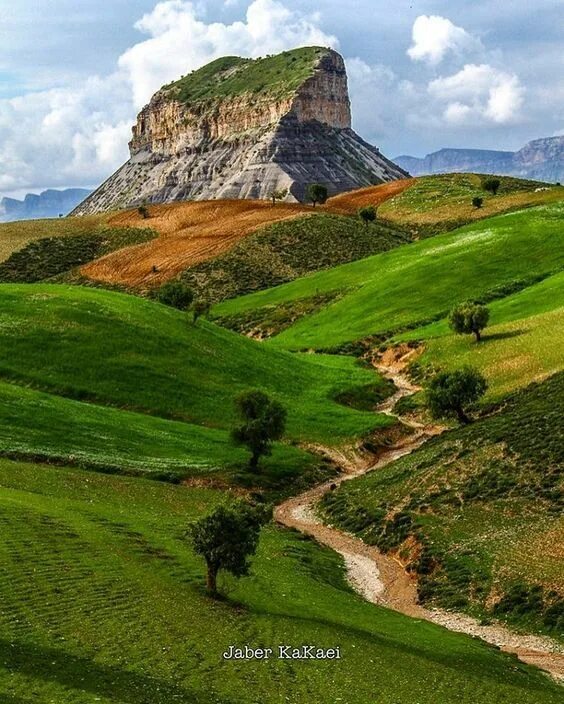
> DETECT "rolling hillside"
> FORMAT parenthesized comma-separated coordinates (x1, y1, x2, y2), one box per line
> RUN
(397, 270, 564, 398)
(0, 458, 561, 703)
(214, 201, 564, 354)
(80, 200, 310, 289)
(0, 284, 393, 445)
(0, 213, 108, 262)
(320, 373, 564, 637)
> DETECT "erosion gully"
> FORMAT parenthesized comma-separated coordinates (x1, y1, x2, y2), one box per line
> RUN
(275, 349, 564, 682)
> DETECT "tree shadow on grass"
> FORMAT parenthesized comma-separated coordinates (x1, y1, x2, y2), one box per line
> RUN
(0, 637, 235, 704)
(482, 329, 524, 342)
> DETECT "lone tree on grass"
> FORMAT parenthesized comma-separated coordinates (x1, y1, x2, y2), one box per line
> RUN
(231, 390, 286, 471)
(155, 281, 194, 310)
(306, 183, 328, 207)
(472, 196, 483, 209)
(449, 302, 489, 342)
(358, 205, 377, 225)
(482, 178, 501, 196)
(427, 367, 487, 425)
(189, 501, 270, 596)
(268, 188, 288, 206)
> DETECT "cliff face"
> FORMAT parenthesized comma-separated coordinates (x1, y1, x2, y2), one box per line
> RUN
(394, 136, 564, 183)
(74, 47, 407, 215)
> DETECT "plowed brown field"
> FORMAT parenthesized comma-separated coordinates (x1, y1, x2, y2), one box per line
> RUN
(326, 179, 414, 214)
(80, 199, 310, 289)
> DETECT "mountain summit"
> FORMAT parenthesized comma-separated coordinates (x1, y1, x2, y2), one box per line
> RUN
(74, 47, 406, 214)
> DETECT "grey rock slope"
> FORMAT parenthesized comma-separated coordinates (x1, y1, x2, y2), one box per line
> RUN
(74, 47, 407, 215)
(395, 136, 564, 183)
(0, 188, 91, 223)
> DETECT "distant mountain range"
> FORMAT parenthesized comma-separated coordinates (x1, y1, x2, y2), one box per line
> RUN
(394, 136, 564, 183)
(0, 188, 91, 223)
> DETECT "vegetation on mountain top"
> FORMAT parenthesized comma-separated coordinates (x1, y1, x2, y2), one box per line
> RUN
(164, 46, 328, 105)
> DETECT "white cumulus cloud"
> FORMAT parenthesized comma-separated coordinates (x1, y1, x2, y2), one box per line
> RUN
(119, 0, 338, 108)
(0, 0, 337, 195)
(408, 15, 482, 66)
(428, 63, 525, 125)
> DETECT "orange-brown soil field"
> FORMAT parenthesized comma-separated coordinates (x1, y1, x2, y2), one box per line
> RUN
(80, 199, 310, 289)
(79, 182, 411, 289)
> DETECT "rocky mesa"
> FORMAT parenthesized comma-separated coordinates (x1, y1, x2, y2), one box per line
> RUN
(74, 47, 407, 214)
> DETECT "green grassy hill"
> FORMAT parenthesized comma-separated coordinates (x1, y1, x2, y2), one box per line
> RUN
(321, 373, 564, 637)
(0, 213, 108, 263)
(0, 226, 156, 283)
(0, 458, 560, 704)
(178, 213, 409, 303)
(376, 173, 564, 235)
(213, 202, 564, 353)
(0, 379, 319, 484)
(0, 284, 393, 464)
(398, 270, 564, 399)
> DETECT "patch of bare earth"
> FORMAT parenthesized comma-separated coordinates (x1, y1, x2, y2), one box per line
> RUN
(326, 178, 414, 214)
(80, 199, 310, 289)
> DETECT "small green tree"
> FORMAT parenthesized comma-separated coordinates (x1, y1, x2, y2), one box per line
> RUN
(482, 178, 501, 195)
(427, 367, 487, 425)
(449, 302, 490, 342)
(268, 188, 288, 206)
(231, 390, 286, 470)
(306, 183, 328, 207)
(156, 281, 194, 310)
(138, 204, 150, 219)
(358, 205, 377, 225)
(472, 196, 483, 209)
(189, 501, 270, 595)
(192, 299, 211, 323)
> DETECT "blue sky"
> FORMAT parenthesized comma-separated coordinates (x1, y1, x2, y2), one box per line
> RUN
(0, 0, 563, 196)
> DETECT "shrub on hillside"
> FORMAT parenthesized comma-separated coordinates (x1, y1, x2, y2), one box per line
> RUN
(155, 281, 194, 310)
(358, 206, 377, 225)
(189, 501, 270, 595)
(426, 367, 487, 424)
(482, 178, 501, 195)
(449, 302, 489, 342)
(306, 183, 328, 207)
(231, 390, 286, 470)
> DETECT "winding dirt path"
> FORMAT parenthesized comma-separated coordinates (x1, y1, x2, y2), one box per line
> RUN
(275, 352, 564, 681)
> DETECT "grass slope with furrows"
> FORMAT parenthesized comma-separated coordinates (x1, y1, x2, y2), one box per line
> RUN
(398, 270, 564, 399)
(178, 213, 410, 303)
(0, 284, 393, 445)
(213, 201, 564, 350)
(0, 458, 560, 704)
(321, 374, 564, 636)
